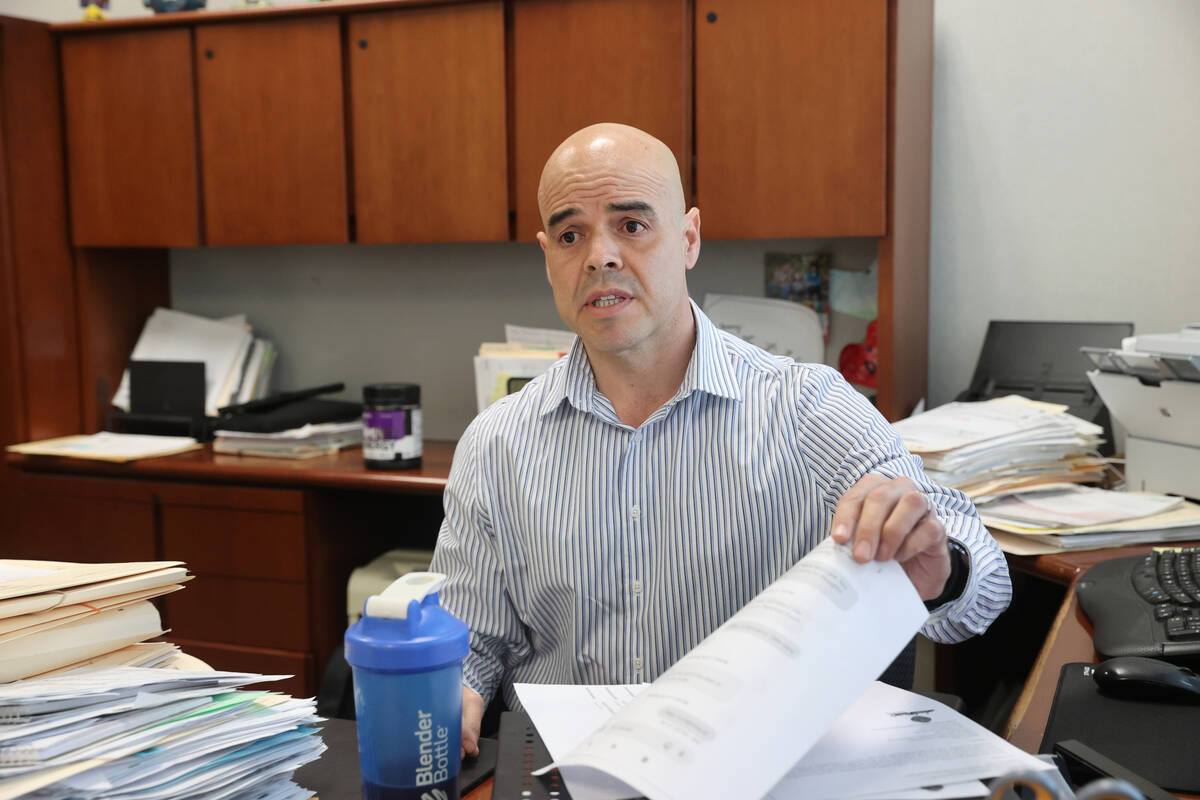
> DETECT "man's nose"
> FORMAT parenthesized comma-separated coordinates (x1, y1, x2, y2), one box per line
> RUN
(586, 231, 621, 272)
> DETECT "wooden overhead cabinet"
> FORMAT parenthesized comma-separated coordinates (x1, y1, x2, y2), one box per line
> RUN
(61, 27, 200, 247)
(695, 0, 888, 238)
(348, 2, 508, 243)
(196, 17, 348, 245)
(509, 0, 691, 241)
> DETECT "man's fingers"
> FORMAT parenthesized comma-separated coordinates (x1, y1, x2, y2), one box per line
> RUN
(831, 473, 887, 547)
(850, 477, 918, 562)
(894, 513, 946, 563)
(461, 686, 484, 759)
(875, 490, 931, 561)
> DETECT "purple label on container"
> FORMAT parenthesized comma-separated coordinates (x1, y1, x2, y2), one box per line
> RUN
(364, 409, 408, 439)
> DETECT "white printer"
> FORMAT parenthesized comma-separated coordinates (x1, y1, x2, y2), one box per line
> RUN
(1086, 324, 1200, 500)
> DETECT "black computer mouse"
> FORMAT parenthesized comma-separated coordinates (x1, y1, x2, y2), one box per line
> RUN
(1092, 656, 1200, 703)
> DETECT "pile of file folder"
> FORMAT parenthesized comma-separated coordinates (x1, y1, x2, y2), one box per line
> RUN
(0, 561, 323, 799)
(891, 394, 1108, 499)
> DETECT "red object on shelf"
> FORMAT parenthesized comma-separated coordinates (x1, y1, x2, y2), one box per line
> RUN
(838, 318, 878, 388)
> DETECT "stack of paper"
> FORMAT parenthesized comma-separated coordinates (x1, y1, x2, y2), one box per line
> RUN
(0, 666, 323, 800)
(212, 421, 363, 459)
(474, 324, 575, 413)
(112, 309, 276, 418)
(891, 395, 1108, 498)
(0, 561, 193, 682)
(977, 485, 1200, 555)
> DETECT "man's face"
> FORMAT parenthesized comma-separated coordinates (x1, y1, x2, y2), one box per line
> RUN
(536, 139, 700, 361)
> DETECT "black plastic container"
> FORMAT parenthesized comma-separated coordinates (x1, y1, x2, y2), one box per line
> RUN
(362, 383, 422, 470)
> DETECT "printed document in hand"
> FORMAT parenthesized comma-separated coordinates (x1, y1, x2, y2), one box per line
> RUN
(528, 539, 1024, 800)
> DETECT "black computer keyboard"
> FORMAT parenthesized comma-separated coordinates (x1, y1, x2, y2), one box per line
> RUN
(1076, 548, 1200, 662)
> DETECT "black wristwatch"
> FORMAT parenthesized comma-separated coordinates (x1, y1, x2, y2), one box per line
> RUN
(924, 538, 971, 612)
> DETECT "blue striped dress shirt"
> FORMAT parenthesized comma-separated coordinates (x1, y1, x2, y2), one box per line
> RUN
(431, 302, 1011, 709)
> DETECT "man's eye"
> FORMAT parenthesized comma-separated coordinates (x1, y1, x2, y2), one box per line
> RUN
(560, 231, 578, 245)
(623, 220, 645, 234)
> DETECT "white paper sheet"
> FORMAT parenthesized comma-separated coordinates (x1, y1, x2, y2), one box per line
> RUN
(765, 682, 1051, 799)
(539, 539, 928, 800)
(111, 308, 253, 417)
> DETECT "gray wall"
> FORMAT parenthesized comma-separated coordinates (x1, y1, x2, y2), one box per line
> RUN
(171, 239, 875, 440)
(929, 0, 1200, 407)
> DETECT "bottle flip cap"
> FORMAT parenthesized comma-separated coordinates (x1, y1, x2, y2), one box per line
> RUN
(365, 572, 445, 619)
(345, 571, 469, 672)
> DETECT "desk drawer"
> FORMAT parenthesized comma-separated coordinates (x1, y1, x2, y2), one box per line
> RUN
(164, 576, 309, 651)
(172, 637, 313, 699)
(161, 506, 306, 582)
(14, 474, 155, 561)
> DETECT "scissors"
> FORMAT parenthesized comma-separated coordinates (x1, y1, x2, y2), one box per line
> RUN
(988, 769, 1145, 800)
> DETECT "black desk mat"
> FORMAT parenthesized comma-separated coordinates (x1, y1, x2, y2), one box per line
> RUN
(1040, 662, 1200, 794)
(293, 718, 497, 799)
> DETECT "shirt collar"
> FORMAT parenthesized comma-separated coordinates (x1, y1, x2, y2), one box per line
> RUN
(538, 298, 742, 418)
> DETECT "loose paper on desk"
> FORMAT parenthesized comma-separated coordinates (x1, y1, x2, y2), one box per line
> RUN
(6, 433, 200, 463)
(533, 539, 935, 800)
(517, 681, 1050, 800)
(986, 498, 1200, 555)
(977, 486, 1183, 529)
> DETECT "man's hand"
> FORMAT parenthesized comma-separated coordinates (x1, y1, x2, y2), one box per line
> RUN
(461, 686, 484, 759)
(830, 474, 951, 601)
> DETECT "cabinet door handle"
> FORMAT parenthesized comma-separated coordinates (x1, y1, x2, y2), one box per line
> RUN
(706, 11, 717, 23)
(358, 38, 368, 49)
(204, 48, 214, 59)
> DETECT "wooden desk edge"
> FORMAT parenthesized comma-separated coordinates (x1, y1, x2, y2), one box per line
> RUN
(5, 440, 455, 494)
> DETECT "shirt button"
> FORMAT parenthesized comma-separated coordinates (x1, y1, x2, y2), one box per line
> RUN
(630, 504, 641, 520)
(633, 656, 644, 670)
(632, 579, 643, 594)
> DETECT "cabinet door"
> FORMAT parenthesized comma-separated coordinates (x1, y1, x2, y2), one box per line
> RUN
(510, 0, 690, 241)
(348, 3, 508, 243)
(61, 28, 200, 247)
(695, 0, 888, 238)
(196, 18, 348, 245)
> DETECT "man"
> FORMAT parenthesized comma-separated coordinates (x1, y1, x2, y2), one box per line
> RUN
(430, 123, 1011, 757)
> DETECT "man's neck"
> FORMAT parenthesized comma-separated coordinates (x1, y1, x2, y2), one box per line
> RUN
(587, 310, 698, 429)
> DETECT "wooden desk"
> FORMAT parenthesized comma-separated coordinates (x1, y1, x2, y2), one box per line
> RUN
(1004, 544, 1200, 800)
(5, 439, 456, 494)
(4, 442, 456, 698)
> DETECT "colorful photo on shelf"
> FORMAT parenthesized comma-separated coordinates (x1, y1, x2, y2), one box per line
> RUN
(764, 251, 831, 341)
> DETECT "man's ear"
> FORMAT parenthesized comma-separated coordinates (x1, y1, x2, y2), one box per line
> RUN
(682, 208, 701, 271)
(537, 231, 551, 283)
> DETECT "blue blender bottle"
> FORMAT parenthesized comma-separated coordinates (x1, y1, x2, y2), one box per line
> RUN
(345, 572, 469, 800)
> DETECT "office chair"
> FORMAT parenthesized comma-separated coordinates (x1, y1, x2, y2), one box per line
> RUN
(702, 293, 825, 364)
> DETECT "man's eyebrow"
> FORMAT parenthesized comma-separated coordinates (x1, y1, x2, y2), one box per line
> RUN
(607, 201, 657, 217)
(547, 207, 580, 229)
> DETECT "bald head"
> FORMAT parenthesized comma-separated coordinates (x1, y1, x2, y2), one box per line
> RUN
(537, 123, 686, 229)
